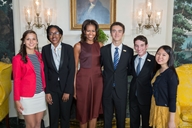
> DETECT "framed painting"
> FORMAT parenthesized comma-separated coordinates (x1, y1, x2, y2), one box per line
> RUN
(71, 0, 116, 30)
(172, 0, 192, 67)
(0, 0, 15, 63)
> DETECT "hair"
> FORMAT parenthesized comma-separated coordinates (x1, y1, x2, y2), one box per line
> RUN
(153, 45, 179, 83)
(110, 22, 125, 34)
(46, 25, 63, 42)
(80, 19, 99, 43)
(19, 30, 39, 63)
(133, 35, 148, 45)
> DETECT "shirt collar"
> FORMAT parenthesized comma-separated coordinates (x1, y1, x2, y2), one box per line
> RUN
(51, 42, 62, 50)
(137, 52, 148, 60)
(111, 43, 123, 51)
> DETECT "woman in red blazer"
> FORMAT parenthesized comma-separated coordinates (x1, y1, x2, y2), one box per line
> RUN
(12, 30, 46, 128)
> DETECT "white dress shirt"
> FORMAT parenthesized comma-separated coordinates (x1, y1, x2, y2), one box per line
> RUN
(51, 42, 62, 71)
(111, 43, 123, 62)
(134, 52, 148, 72)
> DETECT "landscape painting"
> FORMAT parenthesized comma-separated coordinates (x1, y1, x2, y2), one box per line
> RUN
(172, 0, 192, 67)
(0, 0, 14, 63)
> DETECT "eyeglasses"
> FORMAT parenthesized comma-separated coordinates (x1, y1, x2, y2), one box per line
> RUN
(48, 32, 60, 36)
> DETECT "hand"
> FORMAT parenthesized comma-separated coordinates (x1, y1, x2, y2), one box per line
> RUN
(15, 101, 23, 114)
(62, 93, 70, 102)
(73, 90, 77, 100)
(168, 120, 176, 128)
(46, 93, 53, 105)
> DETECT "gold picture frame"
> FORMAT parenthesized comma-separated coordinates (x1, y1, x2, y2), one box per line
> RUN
(71, 0, 116, 30)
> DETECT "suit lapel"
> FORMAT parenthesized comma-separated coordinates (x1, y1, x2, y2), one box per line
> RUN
(115, 45, 126, 70)
(133, 55, 137, 75)
(59, 43, 64, 70)
(139, 53, 152, 75)
(49, 45, 58, 73)
(107, 44, 114, 70)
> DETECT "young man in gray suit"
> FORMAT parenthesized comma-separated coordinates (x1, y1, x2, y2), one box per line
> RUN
(100, 22, 133, 128)
(129, 35, 155, 128)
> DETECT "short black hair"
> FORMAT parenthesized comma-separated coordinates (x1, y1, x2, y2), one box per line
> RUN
(134, 35, 148, 45)
(110, 22, 125, 33)
(46, 25, 63, 41)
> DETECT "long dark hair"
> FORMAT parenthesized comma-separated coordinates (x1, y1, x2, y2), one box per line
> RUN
(80, 19, 99, 43)
(19, 30, 39, 63)
(153, 45, 179, 83)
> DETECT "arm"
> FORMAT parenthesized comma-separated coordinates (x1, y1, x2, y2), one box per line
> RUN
(41, 47, 50, 94)
(42, 47, 53, 105)
(73, 42, 81, 99)
(12, 56, 21, 101)
(99, 42, 103, 48)
(168, 72, 178, 112)
(168, 112, 176, 128)
(168, 71, 178, 127)
(62, 45, 75, 101)
(63, 46, 75, 94)
(12, 56, 24, 113)
(127, 48, 134, 75)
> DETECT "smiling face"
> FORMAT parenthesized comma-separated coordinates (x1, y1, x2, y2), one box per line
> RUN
(111, 25, 124, 46)
(48, 27, 62, 47)
(155, 48, 169, 67)
(24, 33, 38, 54)
(134, 40, 148, 57)
(84, 24, 96, 43)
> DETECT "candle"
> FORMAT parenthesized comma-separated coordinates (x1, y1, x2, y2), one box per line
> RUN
(137, 9, 143, 24)
(45, 8, 52, 24)
(25, 7, 32, 23)
(47, 10, 51, 23)
(27, 9, 31, 22)
(34, 0, 41, 14)
(155, 11, 162, 24)
(146, 0, 152, 16)
(147, 2, 152, 11)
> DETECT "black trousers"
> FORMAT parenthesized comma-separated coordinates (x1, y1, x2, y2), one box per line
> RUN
(48, 82, 73, 128)
(130, 97, 151, 128)
(102, 88, 127, 128)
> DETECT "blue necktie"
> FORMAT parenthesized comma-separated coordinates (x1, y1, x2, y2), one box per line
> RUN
(136, 58, 141, 75)
(113, 47, 119, 70)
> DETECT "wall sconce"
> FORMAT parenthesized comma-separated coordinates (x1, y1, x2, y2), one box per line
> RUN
(24, 0, 53, 30)
(137, 0, 162, 34)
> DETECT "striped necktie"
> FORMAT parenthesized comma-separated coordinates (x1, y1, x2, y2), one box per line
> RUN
(113, 47, 119, 70)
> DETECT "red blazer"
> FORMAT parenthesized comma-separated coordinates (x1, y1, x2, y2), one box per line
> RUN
(12, 51, 46, 101)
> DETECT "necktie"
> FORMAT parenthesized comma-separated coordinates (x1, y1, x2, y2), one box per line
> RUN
(54, 48, 60, 70)
(136, 58, 141, 75)
(113, 47, 119, 70)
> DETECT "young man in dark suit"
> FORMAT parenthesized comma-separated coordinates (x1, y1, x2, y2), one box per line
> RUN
(129, 35, 155, 128)
(100, 22, 133, 128)
(42, 25, 75, 128)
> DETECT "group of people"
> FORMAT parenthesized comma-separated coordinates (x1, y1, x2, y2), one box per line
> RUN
(12, 19, 179, 128)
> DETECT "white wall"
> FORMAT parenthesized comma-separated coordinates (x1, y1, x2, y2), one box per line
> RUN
(13, 0, 174, 54)
(10, 0, 174, 119)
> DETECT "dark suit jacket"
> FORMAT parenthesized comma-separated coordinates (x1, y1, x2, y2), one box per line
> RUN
(42, 43, 75, 95)
(101, 44, 133, 99)
(129, 53, 155, 105)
